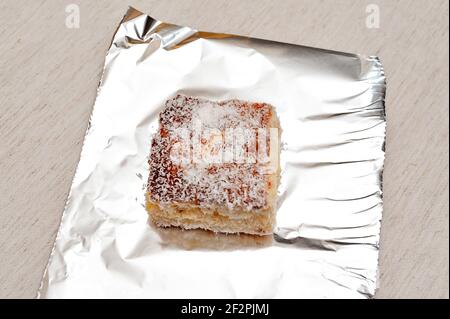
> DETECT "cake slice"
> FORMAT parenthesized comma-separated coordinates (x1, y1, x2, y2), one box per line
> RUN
(146, 95, 280, 235)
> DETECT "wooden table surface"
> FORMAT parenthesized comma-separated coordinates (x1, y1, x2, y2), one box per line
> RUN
(0, 0, 448, 299)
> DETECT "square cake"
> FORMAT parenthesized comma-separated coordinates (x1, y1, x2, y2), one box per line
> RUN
(146, 95, 280, 235)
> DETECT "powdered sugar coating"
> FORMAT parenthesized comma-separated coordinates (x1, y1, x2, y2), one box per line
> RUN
(147, 95, 276, 211)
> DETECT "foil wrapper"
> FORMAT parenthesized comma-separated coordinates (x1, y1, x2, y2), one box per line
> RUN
(38, 7, 386, 298)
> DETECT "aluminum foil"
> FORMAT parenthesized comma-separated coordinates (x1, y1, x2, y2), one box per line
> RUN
(38, 7, 386, 299)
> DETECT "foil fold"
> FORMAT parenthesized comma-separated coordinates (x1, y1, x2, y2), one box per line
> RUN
(38, 7, 386, 298)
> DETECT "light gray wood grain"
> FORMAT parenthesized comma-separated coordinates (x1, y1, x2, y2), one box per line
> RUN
(0, 0, 448, 299)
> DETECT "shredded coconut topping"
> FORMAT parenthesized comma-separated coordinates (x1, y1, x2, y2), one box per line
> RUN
(147, 95, 275, 211)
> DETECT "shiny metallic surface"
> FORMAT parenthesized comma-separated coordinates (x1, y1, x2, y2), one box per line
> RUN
(38, 7, 386, 298)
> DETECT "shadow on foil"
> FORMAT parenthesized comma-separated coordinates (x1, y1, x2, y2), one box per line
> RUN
(148, 219, 273, 251)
